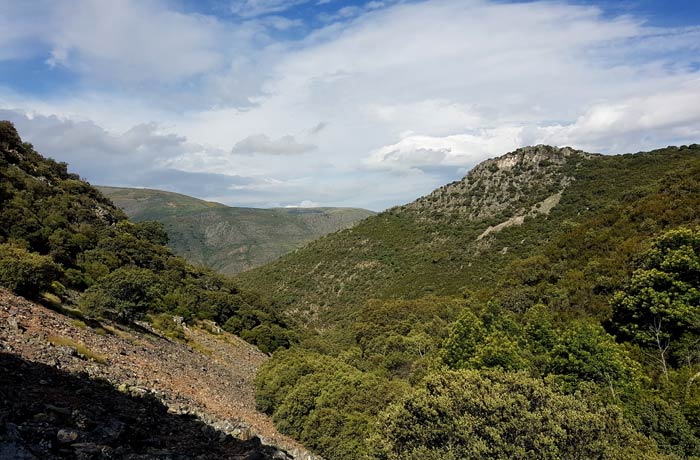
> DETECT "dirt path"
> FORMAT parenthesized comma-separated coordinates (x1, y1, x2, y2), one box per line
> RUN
(0, 289, 313, 458)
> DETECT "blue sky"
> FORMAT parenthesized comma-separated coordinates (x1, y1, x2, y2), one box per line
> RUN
(1, 0, 699, 210)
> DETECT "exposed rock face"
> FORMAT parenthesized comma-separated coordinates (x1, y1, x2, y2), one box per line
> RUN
(400, 145, 592, 222)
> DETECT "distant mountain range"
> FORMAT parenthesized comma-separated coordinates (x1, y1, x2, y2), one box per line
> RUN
(97, 186, 375, 275)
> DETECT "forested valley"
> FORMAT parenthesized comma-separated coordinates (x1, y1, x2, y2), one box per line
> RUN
(1, 122, 699, 459)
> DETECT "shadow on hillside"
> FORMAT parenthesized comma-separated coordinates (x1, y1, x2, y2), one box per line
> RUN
(0, 353, 282, 459)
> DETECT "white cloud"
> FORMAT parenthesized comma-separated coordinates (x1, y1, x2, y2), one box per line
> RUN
(49, 1, 226, 83)
(286, 200, 321, 208)
(229, 0, 309, 18)
(532, 79, 700, 151)
(366, 128, 523, 172)
(232, 133, 316, 154)
(1, 0, 700, 210)
(0, 109, 238, 190)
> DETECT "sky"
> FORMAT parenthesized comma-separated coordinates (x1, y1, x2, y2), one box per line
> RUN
(0, 0, 699, 211)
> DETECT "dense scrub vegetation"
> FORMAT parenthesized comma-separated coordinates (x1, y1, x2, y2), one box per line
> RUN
(0, 121, 291, 352)
(251, 145, 700, 459)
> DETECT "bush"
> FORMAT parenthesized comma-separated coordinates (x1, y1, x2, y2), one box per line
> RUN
(371, 369, 663, 460)
(0, 243, 59, 297)
(79, 266, 164, 322)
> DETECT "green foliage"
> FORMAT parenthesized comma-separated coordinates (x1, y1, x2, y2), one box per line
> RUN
(256, 349, 407, 460)
(80, 267, 165, 322)
(350, 296, 462, 378)
(612, 227, 700, 367)
(0, 243, 59, 297)
(546, 321, 643, 397)
(442, 308, 486, 368)
(370, 369, 664, 460)
(625, 394, 700, 458)
(130, 221, 169, 246)
(0, 121, 291, 352)
(442, 303, 644, 398)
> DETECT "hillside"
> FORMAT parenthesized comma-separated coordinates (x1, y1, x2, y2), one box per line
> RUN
(238, 144, 700, 460)
(235, 144, 700, 323)
(0, 289, 306, 459)
(98, 186, 375, 275)
(0, 120, 319, 457)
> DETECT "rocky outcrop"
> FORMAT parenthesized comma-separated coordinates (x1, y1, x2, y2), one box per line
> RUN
(400, 145, 592, 223)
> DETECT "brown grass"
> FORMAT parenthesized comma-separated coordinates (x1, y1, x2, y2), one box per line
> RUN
(47, 335, 107, 364)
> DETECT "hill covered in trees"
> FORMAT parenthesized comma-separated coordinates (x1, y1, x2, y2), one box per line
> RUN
(98, 186, 374, 275)
(0, 121, 291, 353)
(238, 144, 700, 459)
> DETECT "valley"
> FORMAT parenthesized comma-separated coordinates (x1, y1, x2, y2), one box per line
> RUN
(1, 121, 699, 460)
(3, 2, 700, 459)
(98, 186, 374, 275)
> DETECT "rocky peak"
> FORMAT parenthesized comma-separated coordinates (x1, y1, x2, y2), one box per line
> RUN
(399, 145, 592, 223)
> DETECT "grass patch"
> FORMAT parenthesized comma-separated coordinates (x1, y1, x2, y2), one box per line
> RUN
(93, 327, 110, 336)
(188, 339, 213, 357)
(149, 313, 186, 342)
(47, 335, 107, 364)
(72, 319, 87, 329)
(103, 325, 129, 339)
(40, 292, 62, 307)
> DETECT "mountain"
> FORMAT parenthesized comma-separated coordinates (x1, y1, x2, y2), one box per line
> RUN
(235, 144, 700, 324)
(98, 186, 375, 275)
(241, 144, 700, 460)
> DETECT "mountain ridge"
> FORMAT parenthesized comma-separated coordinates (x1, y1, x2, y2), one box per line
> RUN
(98, 186, 375, 275)
(234, 143, 700, 325)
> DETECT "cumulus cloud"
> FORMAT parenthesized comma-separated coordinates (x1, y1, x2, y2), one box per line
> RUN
(366, 128, 523, 172)
(232, 133, 316, 155)
(1, 0, 700, 210)
(531, 80, 700, 151)
(0, 109, 253, 200)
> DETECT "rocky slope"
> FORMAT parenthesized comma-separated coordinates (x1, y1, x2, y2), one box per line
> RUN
(0, 289, 319, 459)
(98, 186, 375, 275)
(401, 145, 590, 222)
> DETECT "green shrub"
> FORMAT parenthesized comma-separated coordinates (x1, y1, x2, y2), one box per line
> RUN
(0, 243, 59, 297)
(371, 369, 663, 460)
(79, 266, 165, 322)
